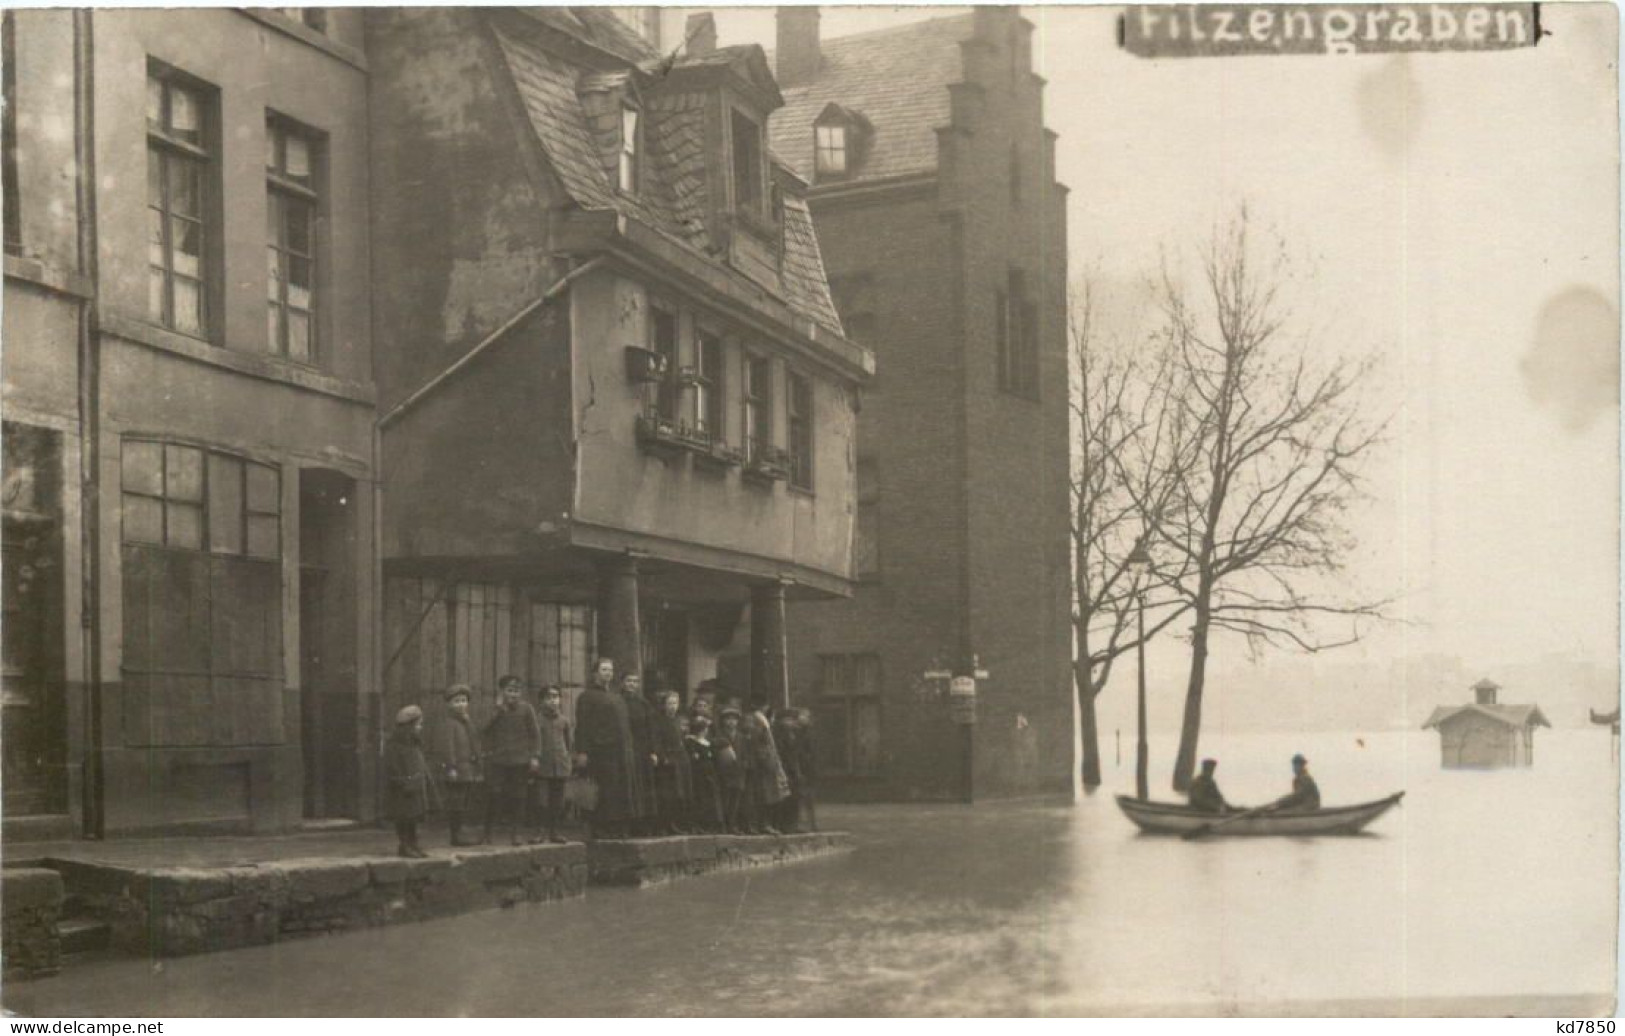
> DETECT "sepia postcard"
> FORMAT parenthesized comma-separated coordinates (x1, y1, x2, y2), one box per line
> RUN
(0, 0, 1618, 1021)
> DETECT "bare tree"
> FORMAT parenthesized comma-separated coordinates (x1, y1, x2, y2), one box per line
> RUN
(1143, 210, 1390, 792)
(1070, 278, 1193, 791)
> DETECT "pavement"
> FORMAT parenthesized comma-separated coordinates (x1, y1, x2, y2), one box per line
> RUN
(1, 823, 582, 871)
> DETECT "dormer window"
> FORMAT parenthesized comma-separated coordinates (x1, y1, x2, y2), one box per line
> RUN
(731, 108, 763, 214)
(815, 124, 847, 179)
(812, 103, 870, 184)
(619, 105, 639, 194)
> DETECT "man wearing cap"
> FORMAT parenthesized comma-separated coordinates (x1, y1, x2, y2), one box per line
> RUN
(384, 705, 433, 858)
(574, 658, 636, 838)
(1273, 754, 1322, 812)
(1187, 758, 1231, 814)
(430, 684, 484, 846)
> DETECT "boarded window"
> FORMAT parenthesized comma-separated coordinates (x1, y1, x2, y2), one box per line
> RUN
(816, 653, 882, 777)
(120, 438, 283, 747)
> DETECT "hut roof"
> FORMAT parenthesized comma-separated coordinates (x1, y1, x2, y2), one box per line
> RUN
(1422, 704, 1551, 730)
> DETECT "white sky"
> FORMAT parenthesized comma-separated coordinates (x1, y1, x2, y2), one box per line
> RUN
(690, 3, 1622, 676)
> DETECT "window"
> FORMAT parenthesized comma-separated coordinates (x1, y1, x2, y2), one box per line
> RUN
(618, 105, 639, 194)
(742, 353, 773, 462)
(275, 8, 327, 32)
(787, 371, 813, 491)
(648, 304, 679, 421)
(1009, 144, 1022, 207)
(996, 270, 1039, 400)
(266, 119, 319, 363)
(854, 459, 880, 580)
(815, 123, 847, 180)
(147, 71, 212, 337)
(3, 13, 19, 256)
(119, 438, 282, 747)
(816, 653, 882, 777)
(692, 329, 725, 438)
(730, 109, 763, 214)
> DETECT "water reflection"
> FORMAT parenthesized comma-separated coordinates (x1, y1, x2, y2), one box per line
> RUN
(6, 731, 1615, 1017)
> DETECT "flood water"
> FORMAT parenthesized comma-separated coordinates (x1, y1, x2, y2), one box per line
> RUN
(6, 730, 1617, 1017)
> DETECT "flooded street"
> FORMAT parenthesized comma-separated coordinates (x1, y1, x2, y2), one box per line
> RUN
(7, 730, 1615, 1017)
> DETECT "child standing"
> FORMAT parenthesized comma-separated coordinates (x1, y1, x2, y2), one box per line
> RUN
(651, 691, 694, 835)
(714, 707, 746, 833)
(385, 705, 432, 858)
(532, 685, 574, 843)
(685, 713, 723, 833)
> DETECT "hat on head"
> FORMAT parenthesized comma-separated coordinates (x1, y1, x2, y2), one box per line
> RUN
(1291, 753, 1308, 767)
(719, 704, 742, 719)
(1200, 758, 1217, 770)
(395, 704, 424, 725)
(444, 684, 472, 702)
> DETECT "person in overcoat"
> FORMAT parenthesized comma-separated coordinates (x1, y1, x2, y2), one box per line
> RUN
(621, 673, 659, 835)
(483, 675, 541, 845)
(713, 707, 747, 833)
(430, 684, 484, 846)
(744, 694, 791, 834)
(532, 684, 574, 843)
(685, 712, 723, 832)
(385, 705, 433, 858)
(773, 707, 803, 833)
(574, 658, 636, 838)
(650, 690, 694, 834)
(791, 708, 820, 833)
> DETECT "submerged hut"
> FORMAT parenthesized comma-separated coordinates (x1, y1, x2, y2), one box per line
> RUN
(1422, 679, 1550, 768)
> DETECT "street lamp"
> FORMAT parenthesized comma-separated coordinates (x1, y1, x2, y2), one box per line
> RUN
(1126, 538, 1152, 801)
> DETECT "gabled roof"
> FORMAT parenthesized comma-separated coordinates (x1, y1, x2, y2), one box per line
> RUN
(768, 15, 974, 185)
(488, 16, 844, 337)
(1423, 704, 1552, 730)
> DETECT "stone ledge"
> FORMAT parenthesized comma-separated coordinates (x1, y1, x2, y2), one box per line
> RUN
(44, 843, 588, 958)
(2, 868, 65, 979)
(587, 831, 853, 888)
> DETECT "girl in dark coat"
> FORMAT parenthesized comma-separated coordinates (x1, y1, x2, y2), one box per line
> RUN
(384, 705, 433, 858)
(650, 691, 694, 835)
(685, 713, 723, 833)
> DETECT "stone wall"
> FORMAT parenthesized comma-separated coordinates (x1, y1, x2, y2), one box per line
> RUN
(587, 831, 853, 888)
(49, 844, 587, 958)
(2, 867, 65, 978)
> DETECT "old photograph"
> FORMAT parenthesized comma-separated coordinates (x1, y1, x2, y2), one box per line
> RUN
(0, 0, 1618, 1019)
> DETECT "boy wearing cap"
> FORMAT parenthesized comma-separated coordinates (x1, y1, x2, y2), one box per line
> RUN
(431, 684, 484, 846)
(385, 705, 433, 858)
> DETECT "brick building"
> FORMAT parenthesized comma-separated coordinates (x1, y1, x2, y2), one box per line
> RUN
(2, 7, 868, 837)
(764, 9, 1072, 799)
(3, 9, 377, 837)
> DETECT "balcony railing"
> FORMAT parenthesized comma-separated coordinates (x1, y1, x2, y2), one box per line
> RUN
(743, 439, 792, 483)
(635, 413, 743, 468)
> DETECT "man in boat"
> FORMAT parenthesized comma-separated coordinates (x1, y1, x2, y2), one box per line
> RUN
(1272, 753, 1322, 812)
(1187, 758, 1232, 813)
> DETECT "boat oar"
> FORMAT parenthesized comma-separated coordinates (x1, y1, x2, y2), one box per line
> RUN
(1182, 804, 1275, 841)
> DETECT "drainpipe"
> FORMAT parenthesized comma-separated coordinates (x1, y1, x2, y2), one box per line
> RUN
(72, 8, 105, 839)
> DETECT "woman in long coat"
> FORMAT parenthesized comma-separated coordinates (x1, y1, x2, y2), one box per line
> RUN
(574, 658, 637, 838)
(744, 695, 791, 834)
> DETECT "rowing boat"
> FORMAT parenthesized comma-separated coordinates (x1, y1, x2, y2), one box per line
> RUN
(1115, 792, 1405, 836)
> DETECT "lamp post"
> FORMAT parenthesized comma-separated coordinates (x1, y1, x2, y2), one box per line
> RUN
(1127, 539, 1152, 801)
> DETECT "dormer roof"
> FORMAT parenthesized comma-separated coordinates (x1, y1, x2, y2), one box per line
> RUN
(488, 12, 845, 339)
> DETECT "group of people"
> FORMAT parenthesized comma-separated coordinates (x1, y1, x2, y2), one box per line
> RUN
(1186, 753, 1322, 815)
(381, 658, 819, 858)
(575, 658, 818, 840)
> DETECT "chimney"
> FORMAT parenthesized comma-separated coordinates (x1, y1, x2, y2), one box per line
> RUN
(776, 7, 821, 86)
(685, 12, 717, 57)
(1473, 679, 1500, 706)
